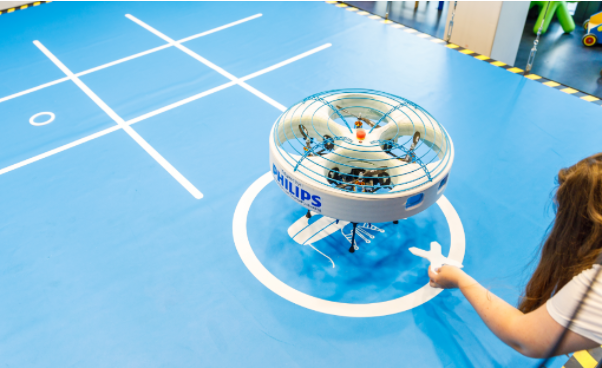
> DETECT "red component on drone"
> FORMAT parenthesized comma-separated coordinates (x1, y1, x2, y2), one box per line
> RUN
(356, 128, 366, 141)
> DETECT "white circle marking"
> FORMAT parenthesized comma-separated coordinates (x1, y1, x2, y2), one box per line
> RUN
(233, 172, 465, 317)
(29, 112, 55, 126)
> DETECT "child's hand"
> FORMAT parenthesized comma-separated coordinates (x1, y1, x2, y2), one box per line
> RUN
(428, 265, 467, 289)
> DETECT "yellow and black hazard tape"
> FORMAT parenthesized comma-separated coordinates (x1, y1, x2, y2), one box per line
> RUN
(327, 1, 602, 107)
(0, 1, 51, 16)
(562, 346, 602, 368)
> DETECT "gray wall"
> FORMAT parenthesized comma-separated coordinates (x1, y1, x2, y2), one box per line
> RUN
(1, 1, 34, 11)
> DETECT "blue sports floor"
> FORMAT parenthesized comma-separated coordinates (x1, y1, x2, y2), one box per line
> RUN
(1, 2, 601, 367)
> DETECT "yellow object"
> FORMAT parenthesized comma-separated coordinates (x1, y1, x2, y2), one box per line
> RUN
(490, 61, 506, 67)
(573, 350, 598, 368)
(524, 74, 542, 80)
(544, 81, 561, 87)
(474, 55, 489, 60)
(507, 67, 523, 73)
(459, 49, 474, 54)
(591, 12, 602, 27)
(560, 87, 578, 94)
(581, 95, 600, 102)
(446, 44, 459, 49)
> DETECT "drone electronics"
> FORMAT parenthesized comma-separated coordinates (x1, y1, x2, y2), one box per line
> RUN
(269, 89, 454, 247)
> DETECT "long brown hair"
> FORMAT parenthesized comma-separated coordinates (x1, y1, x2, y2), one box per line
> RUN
(519, 153, 602, 313)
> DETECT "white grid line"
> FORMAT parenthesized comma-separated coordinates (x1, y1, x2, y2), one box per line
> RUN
(0, 13, 262, 104)
(34, 40, 204, 199)
(0, 14, 331, 195)
(126, 14, 288, 111)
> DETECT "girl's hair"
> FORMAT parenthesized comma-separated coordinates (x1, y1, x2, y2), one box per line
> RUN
(519, 153, 602, 313)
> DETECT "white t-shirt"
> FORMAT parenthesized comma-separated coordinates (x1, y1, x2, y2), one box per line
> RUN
(546, 265, 602, 344)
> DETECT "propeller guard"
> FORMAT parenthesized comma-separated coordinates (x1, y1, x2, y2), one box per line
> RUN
(269, 89, 454, 223)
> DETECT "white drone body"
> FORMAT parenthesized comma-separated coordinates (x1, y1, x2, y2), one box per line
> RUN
(269, 90, 454, 224)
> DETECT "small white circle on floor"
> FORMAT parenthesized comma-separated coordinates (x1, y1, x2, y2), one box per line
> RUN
(29, 112, 55, 126)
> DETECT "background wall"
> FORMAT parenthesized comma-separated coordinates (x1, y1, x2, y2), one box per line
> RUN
(1, 1, 33, 11)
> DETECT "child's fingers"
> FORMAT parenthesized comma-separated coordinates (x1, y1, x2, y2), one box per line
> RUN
(429, 281, 442, 288)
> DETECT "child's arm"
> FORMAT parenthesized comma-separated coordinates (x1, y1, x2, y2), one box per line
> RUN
(428, 266, 598, 357)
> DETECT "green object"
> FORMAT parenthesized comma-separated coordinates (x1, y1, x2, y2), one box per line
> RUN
(530, 1, 576, 34)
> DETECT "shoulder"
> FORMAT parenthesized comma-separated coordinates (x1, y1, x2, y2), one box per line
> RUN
(546, 265, 602, 343)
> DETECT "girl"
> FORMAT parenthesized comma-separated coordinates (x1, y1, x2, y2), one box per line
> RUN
(429, 153, 602, 358)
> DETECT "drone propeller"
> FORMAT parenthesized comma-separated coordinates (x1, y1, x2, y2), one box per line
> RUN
(335, 105, 379, 128)
(401, 131, 421, 162)
(383, 132, 421, 163)
(298, 125, 312, 153)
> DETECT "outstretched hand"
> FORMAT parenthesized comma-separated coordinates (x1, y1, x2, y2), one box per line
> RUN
(428, 265, 468, 289)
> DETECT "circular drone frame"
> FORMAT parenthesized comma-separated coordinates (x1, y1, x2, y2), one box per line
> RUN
(269, 89, 454, 224)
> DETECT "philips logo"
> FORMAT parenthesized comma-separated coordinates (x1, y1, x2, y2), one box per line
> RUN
(273, 164, 321, 208)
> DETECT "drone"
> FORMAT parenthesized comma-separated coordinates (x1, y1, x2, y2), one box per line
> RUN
(270, 89, 454, 254)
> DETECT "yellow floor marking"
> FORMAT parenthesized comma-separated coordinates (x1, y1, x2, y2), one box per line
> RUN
(474, 55, 489, 60)
(446, 43, 459, 49)
(347, 7, 358, 11)
(507, 67, 523, 73)
(560, 87, 578, 94)
(382, 19, 392, 24)
(405, 28, 418, 33)
(336, 3, 348, 7)
(357, 11, 369, 15)
(573, 350, 598, 368)
(524, 74, 541, 80)
(431, 38, 445, 43)
(392, 24, 405, 28)
(369, 15, 381, 19)
(581, 95, 600, 102)
(34, 1, 41, 5)
(20, 4, 28, 9)
(417, 33, 430, 38)
(459, 49, 474, 54)
(7, 8, 15, 12)
(490, 61, 506, 67)
(543, 81, 561, 87)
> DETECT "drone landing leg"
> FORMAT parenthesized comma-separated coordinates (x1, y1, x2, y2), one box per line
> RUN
(349, 223, 357, 253)
(306, 210, 312, 219)
(393, 220, 399, 224)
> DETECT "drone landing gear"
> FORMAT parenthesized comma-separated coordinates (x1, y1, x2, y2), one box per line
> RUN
(393, 220, 399, 224)
(306, 210, 312, 219)
(348, 222, 357, 253)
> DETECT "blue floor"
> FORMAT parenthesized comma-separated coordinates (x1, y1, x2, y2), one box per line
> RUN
(0, 2, 599, 367)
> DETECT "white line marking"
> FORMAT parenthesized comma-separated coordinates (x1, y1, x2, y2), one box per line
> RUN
(178, 13, 263, 43)
(0, 77, 69, 104)
(233, 173, 466, 317)
(0, 38, 330, 177)
(76, 44, 171, 77)
(33, 40, 204, 199)
(126, 14, 295, 112)
(0, 126, 121, 176)
(125, 81, 237, 125)
(239, 43, 332, 82)
(29, 112, 55, 126)
(0, 14, 262, 105)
